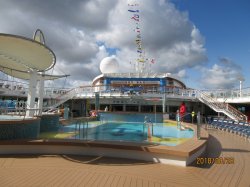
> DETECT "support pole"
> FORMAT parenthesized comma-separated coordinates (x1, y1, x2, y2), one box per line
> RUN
(167, 104, 169, 113)
(95, 92, 100, 111)
(123, 104, 126, 112)
(26, 70, 38, 117)
(37, 73, 44, 116)
(197, 111, 201, 140)
(162, 93, 166, 113)
(154, 104, 156, 125)
(176, 110, 180, 129)
(239, 80, 242, 97)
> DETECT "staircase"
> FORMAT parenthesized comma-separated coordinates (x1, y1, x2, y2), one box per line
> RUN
(196, 90, 247, 121)
(44, 86, 96, 110)
(43, 86, 248, 122)
(44, 88, 79, 110)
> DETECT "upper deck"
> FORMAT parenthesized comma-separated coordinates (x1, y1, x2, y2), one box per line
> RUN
(1, 79, 250, 103)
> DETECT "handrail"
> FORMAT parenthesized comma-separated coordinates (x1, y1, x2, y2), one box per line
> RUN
(196, 90, 247, 121)
(1, 82, 248, 121)
(44, 87, 85, 110)
(2, 78, 250, 100)
(202, 87, 250, 100)
(226, 104, 247, 121)
(0, 107, 42, 119)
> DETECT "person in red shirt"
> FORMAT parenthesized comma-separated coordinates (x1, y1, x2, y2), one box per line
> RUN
(179, 102, 186, 122)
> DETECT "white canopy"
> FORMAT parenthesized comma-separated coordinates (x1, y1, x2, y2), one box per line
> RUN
(0, 33, 56, 75)
(0, 66, 68, 80)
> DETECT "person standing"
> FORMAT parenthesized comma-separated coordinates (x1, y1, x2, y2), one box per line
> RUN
(179, 102, 186, 122)
(176, 110, 180, 128)
(105, 106, 108, 112)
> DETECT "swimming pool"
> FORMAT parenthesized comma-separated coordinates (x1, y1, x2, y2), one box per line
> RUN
(0, 115, 27, 120)
(62, 122, 194, 146)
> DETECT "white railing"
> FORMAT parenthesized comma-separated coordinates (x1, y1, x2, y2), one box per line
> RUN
(2, 78, 250, 101)
(44, 88, 78, 110)
(196, 90, 247, 121)
(2, 78, 250, 102)
(0, 79, 73, 99)
(43, 86, 198, 109)
(1, 80, 249, 121)
(0, 106, 42, 118)
(202, 87, 250, 100)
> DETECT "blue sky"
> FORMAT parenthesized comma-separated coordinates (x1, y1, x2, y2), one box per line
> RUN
(172, 0, 250, 88)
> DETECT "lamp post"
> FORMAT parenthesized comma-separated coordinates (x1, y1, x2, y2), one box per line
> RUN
(239, 78, 245, 97)
(239, 80, 242, 97)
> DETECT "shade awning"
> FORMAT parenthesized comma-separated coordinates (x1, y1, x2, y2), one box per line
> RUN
(0, 66, 68, 80)
(0, 33, 56, 73)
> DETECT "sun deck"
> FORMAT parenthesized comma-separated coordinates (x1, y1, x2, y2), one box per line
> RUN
(0, 127, 249, 186)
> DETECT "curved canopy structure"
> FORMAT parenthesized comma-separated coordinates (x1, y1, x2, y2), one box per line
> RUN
(0, 66, 68, 80)
(0, 31, 68, 117)
(0, 33, 56, 74)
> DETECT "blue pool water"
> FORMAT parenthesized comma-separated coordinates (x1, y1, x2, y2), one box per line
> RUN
(62, 122, 194, 146)
(99, 112, 163, 123)
(0, 115, 26, 120)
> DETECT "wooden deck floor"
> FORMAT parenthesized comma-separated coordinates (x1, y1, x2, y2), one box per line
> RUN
(0, 129, 249, 187)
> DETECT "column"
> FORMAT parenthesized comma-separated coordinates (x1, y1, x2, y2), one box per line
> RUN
(153, 104, 156, 113)
(26, 71, 38, 117)
(162, 93, 166, 113)
(159, 78, 166, 93)
(197, 111, 201, 139)
(95, 92, 100, 111)
(201, 103, 204, 116)
(104, 78, 110, 91)
(103, 78, 107, 90)
(123, 104, 126, 112)
(167, 104, 170, 113)
(37, 74, 44, 116)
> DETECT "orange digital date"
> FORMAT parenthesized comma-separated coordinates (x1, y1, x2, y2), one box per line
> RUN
(196, 157, 234, 165)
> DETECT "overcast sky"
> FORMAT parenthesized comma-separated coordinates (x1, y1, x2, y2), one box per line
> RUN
(0, 0, 249, 89)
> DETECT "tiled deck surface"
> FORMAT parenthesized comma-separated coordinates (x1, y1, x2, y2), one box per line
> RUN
(0, 129, 249, 187)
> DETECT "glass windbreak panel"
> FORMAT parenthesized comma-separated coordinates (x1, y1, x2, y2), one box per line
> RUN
(54, 121, 194, 146)
(36, 113, 194, 146)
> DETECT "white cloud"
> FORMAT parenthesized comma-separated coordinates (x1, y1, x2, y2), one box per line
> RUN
(176, 69, 187, 79)
(200, 58, 244, 89)
(96, 0, 207, 74)
(0, 0, 207, 88)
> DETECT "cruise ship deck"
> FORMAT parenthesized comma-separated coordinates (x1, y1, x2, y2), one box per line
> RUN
(0, 128, 249, 187)
(0, 26, 249, 187)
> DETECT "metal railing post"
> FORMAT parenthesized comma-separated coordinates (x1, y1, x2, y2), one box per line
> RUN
(197, 111, 201, 140)
(176, 110, 180, 129)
